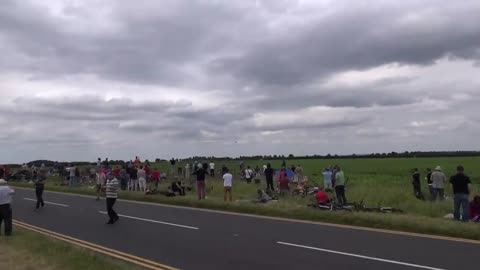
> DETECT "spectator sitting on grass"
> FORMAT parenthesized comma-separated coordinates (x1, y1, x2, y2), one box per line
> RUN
(315, 187, 330, 206)
(171, 181, 186, 196)
(255, 189, 272, 203)
(470, 196, 480, 223)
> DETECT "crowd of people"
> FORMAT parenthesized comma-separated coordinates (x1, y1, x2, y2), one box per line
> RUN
(412, 165, 478, 222)
(0, 159, 479, 235)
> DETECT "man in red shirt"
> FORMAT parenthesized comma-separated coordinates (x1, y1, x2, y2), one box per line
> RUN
(315, 188, 330, 205)
(113, 166, 120, 178)
(152, 169, 160, 189)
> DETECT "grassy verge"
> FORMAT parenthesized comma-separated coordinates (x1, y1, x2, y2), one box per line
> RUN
(0, 228, 142, 270)
(10, 181, 480, 241)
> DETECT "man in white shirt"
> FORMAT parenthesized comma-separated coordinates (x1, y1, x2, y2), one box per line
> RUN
(0, 171, 15, 236)
(209, 162, 215, 177)
(223, 168, 233, 202)
(245, 166, 254, 184)
(66, 165, 76, 186)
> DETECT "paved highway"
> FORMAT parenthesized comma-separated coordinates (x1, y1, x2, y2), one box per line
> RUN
(11, 188, 479, 270)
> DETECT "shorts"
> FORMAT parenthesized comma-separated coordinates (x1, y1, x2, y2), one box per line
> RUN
(224, 186, 232, 191)
(96, 184, 102, 192)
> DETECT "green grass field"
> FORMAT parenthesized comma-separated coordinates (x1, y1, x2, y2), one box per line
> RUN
(10, 156, 480, 240)
(0, 228, 142, 270)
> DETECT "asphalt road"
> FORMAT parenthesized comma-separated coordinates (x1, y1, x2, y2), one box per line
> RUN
(10, 188, 479, 270)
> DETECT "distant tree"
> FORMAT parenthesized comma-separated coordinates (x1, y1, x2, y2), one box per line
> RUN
(288, 154, 294, 159)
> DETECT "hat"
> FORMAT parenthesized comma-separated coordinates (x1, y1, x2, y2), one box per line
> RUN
(0, 179, 7, 185)
(435, 166, 442, 171)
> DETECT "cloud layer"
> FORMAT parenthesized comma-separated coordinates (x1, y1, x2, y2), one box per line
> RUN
(1, 0, 480, 163)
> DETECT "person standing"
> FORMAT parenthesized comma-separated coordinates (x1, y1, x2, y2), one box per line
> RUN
(411, 168, 422, 199)
(105, 173, 119, 224)
(193, 165, 208, 200)
(431, 166, 447, 201)
(0, 171, 14, 236)
(450, 165, 471, 222)
(119, 166, 127, 191)
(223, 168, 233, 202)
(245, 166, 254, 184)
(209, 161, 215, 177)
(295, 164, 304, 184)
(34, 165, 47, 209)
(184, 163, 191, 185)
(96, 169, 106, 201)
(137, 166, 147, 193)
(129, 166, 138, 191)
(254, 165, 261, 184)
(331, 165, 337, 187)
(264, 164, 274, 191)
(152, 168, 160, 189)
(66, 164, 76, 186)
(322, 168, 333, 191)
(113, 166, 120, 178)
(426, 168, 434, 200)
(335, 166, 347, 205)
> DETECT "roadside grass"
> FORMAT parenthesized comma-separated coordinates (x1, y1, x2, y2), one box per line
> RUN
(10, 176, 480, 241)
(0, 228, 142, 270)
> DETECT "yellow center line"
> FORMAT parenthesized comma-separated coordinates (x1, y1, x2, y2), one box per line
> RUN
(13, 220, 179, 270)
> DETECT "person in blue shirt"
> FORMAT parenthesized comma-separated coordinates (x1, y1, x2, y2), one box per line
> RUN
(322, 168, 333, 191)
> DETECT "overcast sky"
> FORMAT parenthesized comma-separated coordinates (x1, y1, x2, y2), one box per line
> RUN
(1, 0, 480, 163)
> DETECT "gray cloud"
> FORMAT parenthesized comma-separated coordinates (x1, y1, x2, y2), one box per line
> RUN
(0, 0, 480, 163)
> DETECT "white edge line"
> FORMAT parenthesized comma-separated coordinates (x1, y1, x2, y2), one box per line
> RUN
(98, 211, 199, 230)
(23, 197, 69, 207)
(277, 241, 447, 270)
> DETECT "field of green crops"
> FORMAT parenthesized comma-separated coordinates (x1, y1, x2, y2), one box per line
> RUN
(10, 156, 480, 240)
(146, 156, 479, 218)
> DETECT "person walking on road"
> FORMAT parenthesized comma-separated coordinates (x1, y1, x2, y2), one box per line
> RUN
(105, 173, 119, 225)
(335, 166, 347, 206)
(264, 164, 274, 191)
(34, 165, 47, 209)
(431, 166, 447, 201)
(137, 166, 147, 193)
(0, 170, 14, 236)
(450, 165, 471, 222)
(223, 168, 233, 202)
(193, 165, 208, 200)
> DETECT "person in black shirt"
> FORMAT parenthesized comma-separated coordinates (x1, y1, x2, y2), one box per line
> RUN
(411, 168, 423, 200)
(193, 167, 208, 200)
(450, 165, 471, 222)
(264, 163, 274, 191)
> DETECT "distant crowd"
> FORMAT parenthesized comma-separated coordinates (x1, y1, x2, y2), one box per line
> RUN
(0, 158, 479, 234)
(411, 165, 478, 222)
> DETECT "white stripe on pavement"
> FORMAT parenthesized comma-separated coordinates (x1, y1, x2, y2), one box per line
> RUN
(98, 211, 199, 230)
(277, 241, 447, 270)
(23, 198, 70, 207)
